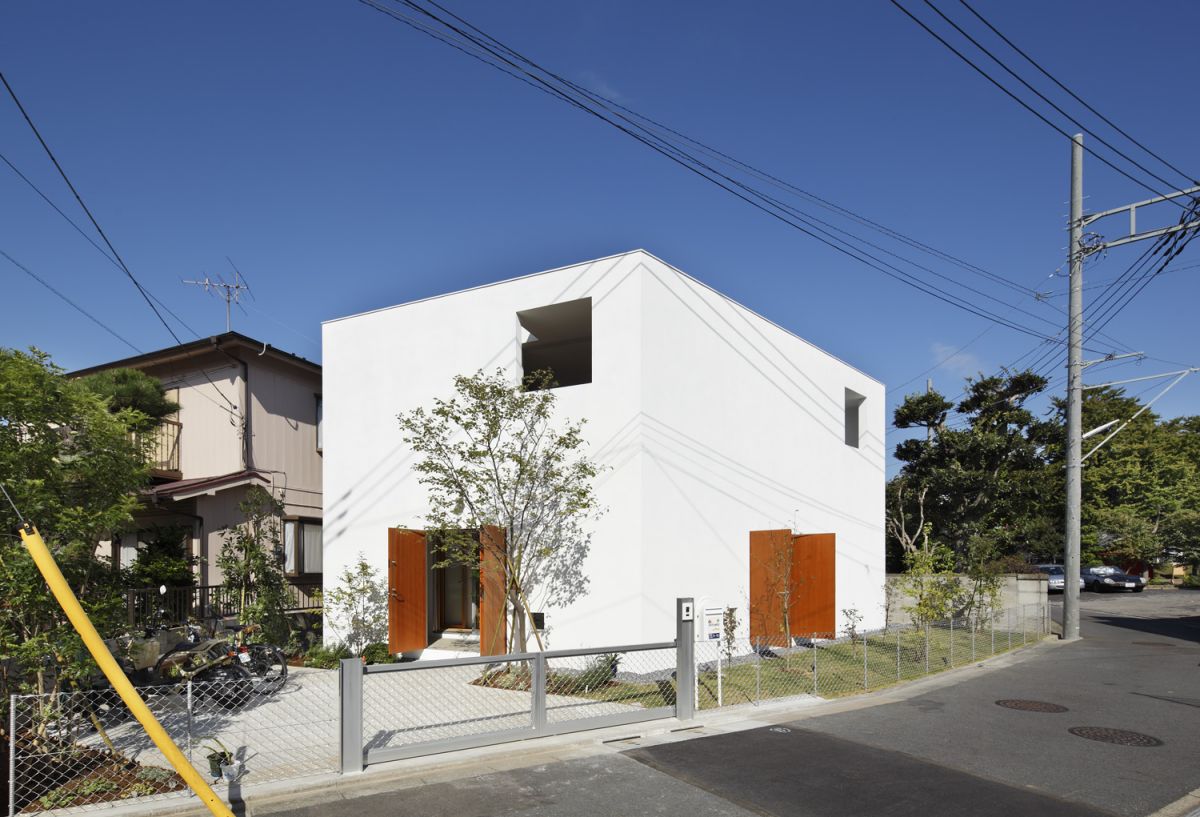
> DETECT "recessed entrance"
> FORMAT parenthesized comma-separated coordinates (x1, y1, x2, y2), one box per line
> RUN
(431, 561, 479, 634)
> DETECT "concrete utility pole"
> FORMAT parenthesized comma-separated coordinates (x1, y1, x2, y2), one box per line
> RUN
(1061, 136, 1200, 642)
(1063, 134, 1084, 642)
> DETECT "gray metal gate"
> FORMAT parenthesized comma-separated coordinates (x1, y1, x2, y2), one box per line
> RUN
(340, 599, 696, 772)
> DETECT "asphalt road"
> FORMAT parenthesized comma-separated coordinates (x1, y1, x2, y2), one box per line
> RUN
(264, 590, 1200, 817)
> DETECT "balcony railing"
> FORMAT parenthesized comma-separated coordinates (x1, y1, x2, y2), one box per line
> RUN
(135, 418, 181, 475)
(125, 580, 322, 626)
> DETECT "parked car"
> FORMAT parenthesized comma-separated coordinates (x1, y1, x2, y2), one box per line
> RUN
(1034, 564, 1084, 593)
(1081, 565, 1145, 593)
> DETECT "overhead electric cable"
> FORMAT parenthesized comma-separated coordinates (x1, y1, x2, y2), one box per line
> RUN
(955, 0, 1197, 185)
(0, 71, 186, 343)
(1, 249, 141, 353)
(362, 0, 1081, 344)
(888, 1, 1189, 209)
(921, 0, 1194, 193)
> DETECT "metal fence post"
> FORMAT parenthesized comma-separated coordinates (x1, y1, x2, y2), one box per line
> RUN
(949, 617, 954, 667)
(675, 598, 695, 720)
(811, 633, 818, 696)
(1008, 608, 1013, 650)
(991, 611, 996, 654)
(186, 681, 193, 765)
(1021, 605, 1027, 646)
(863, 631, 869, 690)
(895, 628, 900, 681)
(531, 653, 548, 732)
(971, 618, 976, 662)
(339, 658, 364, 774)
(754, 639, 762, 704)
(924, 623, 929, 673)
(9, 695, 16, 817)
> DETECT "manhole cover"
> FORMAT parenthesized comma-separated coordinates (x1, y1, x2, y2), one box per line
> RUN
(1068, 727, 1163, 747)
(995, 699, 1068, 713)
(768, 727, 792, 734)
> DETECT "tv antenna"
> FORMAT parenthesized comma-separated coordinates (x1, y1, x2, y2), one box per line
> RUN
(183, 259, 253, 332)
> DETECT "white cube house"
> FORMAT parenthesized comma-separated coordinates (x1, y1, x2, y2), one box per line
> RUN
(322, 250, 886, 652)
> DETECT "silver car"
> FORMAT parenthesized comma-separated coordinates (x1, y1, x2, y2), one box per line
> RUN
(1035, 564, 1084, 592)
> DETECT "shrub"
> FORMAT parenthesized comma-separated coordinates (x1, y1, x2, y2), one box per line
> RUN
(303, 643, 352, 669)
(361, 642, 396, 665)
(577, 653, 619, 690)
(1182, 574, 1200, 589)
(135, 766, 176, 783)
(123, 783, 158, 798)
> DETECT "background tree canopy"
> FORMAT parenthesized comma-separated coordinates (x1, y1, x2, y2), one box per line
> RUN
(888, 370, 1200, 574)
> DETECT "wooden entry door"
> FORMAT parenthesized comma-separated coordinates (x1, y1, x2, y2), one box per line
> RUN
(791, 533, 836, 637)
(388, 528, 428, 654)
(749, 529, 836, 645)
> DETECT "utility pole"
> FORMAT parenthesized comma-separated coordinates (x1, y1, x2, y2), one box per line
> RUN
(1061, 136, 1200, 642)
(1063, 134, 1084, 642)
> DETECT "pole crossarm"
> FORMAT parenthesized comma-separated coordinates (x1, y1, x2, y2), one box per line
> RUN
(1080, 182, 1200, 252)
(1085, 368, 1198, 390)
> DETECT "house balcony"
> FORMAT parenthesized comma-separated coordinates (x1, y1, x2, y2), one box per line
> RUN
(138, 418, 182, 479)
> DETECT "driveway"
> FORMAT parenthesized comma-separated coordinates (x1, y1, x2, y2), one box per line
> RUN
(262, 590, 1200, 817)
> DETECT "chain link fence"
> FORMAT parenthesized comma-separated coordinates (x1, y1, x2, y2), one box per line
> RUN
(355, 643, 678, 766)
(694, 602, 1046, 709)
(9, 670, 338, 815)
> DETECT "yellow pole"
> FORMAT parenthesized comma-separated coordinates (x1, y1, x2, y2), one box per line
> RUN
(17, 523, 235, 817)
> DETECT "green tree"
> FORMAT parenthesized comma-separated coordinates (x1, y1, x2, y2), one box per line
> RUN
(323, 555, 387, 654)
(78, 367, 179, 430)
(217, 486, 290, 645)
(398, 369, 602, 652)
(890, 370, 1057, 569)
(0, 348, 150, 711)
(125, 525, 196, 588)
(1048, 387, 1200, 567)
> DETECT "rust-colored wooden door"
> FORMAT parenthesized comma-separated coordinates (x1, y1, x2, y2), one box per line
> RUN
(478, 526, 507, 656)
(748, 529, 836, 644)
(388, 528, 427, 654)
(791, 533, 836, 637)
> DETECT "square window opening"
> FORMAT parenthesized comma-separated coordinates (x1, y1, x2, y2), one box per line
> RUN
(517, 298, 592, 389)
(844, 388, 865, 448)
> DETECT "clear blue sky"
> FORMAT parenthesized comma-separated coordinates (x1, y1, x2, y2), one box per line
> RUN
(2, 2, 1197, 473)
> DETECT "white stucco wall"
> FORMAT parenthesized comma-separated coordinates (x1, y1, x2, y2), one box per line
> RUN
(322, 250, 885, 650)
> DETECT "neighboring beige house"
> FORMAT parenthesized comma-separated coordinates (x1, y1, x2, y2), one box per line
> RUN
(73, 332, 323, 603)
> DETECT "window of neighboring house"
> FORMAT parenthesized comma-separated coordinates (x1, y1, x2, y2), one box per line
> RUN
(517, 298, 592, 389)
(118, 532, 139, 569)
(844, 388, 865, 448)
(283, 519, 323, 576)
(315, 394, 323, 452)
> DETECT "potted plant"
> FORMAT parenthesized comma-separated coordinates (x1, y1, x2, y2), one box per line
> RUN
(200, 739, 233, 780)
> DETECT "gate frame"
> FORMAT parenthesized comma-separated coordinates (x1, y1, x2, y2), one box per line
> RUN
(341, 597, 695, 773)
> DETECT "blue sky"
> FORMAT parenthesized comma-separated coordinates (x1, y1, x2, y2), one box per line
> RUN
(2, 2, 1197, 473)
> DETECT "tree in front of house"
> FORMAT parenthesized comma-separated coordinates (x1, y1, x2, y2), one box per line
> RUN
(398, 369, 602, 653)
(0, 349, 155, 725)
(217, 486, 291, 645)
(323, 554, 388, 654)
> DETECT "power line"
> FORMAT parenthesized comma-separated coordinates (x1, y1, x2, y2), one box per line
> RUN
(920, 0, 1194, 193)
(888, 1, 1189, 210)
(954, 0, 1196, 185)
(0, 71, 186, 344)
(1, 249, 141, 353)
(362, 0, 1079, 344)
